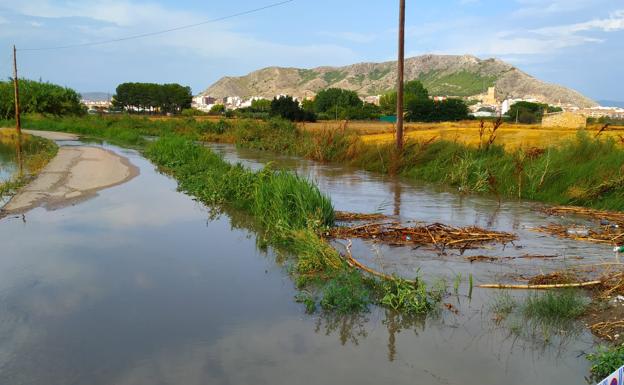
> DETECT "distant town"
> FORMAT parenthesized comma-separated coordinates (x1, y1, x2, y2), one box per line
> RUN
(82, 87, 624, 121)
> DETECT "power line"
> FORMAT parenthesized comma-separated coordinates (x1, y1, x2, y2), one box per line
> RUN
(18, 0, 294, 52)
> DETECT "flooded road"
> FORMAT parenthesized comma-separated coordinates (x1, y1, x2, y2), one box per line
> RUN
(0, 139, 605, 385)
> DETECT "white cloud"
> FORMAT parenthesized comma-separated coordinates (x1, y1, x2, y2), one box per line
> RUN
(535, 9, 624, 35)
(0, 0, 358, 70)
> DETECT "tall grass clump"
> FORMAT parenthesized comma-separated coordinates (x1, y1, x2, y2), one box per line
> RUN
(145, 136, 334, 232)
(522, 289, 589, 322)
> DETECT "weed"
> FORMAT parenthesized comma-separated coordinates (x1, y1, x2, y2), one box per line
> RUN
(587, 345, 624, 379)
(320, 270, 371, 314)
(490, 291, 517, 321)
(380, 277, 439, 315)
(453, 273, 462, 295)
(522, 289, 589, 322)
(295, 292, 317, 314)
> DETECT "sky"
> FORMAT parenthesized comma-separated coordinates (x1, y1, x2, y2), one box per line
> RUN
(0, 0, 622, 101)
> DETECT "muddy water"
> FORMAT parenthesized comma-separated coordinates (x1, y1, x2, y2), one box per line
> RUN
(0, 140, 605, 385)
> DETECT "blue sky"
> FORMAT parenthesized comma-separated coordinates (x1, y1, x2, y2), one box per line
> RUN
(0, 0, 622, 100)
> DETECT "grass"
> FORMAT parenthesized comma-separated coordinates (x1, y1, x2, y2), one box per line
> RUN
(12, 114, 624, 210)
(523, 289, 589, 322)
(587, 344, 624, 379)
(490, 289, 589, 342)
(490, 291, 517, 321)
(0, 129, 58, 203)
(379, 277, 443, 315)
(320, 271, 371, 314)
(144, 136, 445, 315)
(11, 114, 624, 210)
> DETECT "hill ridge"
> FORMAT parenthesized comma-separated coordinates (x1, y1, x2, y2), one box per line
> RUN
(201, 54, 596, 108)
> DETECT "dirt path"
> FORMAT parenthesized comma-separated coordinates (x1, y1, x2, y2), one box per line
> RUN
(22, 129, 79, 141)
(1, 131, 139, 216)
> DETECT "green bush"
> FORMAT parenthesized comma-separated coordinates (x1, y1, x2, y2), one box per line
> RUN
(587, 345, 624, 379)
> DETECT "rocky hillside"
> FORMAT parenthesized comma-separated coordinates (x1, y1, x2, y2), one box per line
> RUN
(201, 54, 596, 108)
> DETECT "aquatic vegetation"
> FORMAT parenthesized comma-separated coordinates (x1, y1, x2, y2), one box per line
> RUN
(320, 271, 371, 314)
(490, 291, 517, 321)
(522, 289, 589, 322)
(380, 277, 439, 315)
(587, 344, 624, 379)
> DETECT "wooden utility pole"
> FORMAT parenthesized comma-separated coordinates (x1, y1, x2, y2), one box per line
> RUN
(13, 45, 21, 136)
(12, 45, 23, 176)
(395, 0, 405, 151)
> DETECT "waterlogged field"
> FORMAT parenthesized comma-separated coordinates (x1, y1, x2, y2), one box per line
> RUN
(0, 134, 616, 384)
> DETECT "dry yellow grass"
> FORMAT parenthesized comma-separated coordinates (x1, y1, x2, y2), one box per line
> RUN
(298, 120, 624, 150)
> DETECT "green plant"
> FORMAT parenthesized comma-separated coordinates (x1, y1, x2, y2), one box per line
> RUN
(587, 345, 624, 379)
(320, 271, 371, 314)
(490, 291, 517, 320)
(522, 289, 589, 322)
(380, 277, 437, 315)
(453, 273, 462, 295)
(295, 292, 317, 314)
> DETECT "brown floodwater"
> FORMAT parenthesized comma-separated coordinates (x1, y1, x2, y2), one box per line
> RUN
(0, 139, 608, 385)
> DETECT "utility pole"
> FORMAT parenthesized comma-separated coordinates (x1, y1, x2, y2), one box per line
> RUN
(395, 0, 405, 151)
(12, 45, 23, 176)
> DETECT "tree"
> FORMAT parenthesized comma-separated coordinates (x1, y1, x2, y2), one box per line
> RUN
(250, 98, 271, 112)
(209, 104, 225, 114)
(507, 101, 562, 123)
(380, 80, 429, 114)
(0, 79, 85, 119)
(433, 99, 469, 121)
(112, 82, 191, 114)
(314, 88, 363, 114)
(406, 98, 434, 121)
(270, 96, 315, 122)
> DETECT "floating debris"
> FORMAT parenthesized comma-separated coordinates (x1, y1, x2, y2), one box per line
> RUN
(329, 222, 516, 250)
(335, 211, 389, 222)
(465, 254, 563, 263)
(542, 205, 624, 226)
(528, 271, 580, 285)
(533, 223, 623, 244)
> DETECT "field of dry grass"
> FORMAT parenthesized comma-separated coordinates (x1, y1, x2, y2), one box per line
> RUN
(299, 120, 624, 149)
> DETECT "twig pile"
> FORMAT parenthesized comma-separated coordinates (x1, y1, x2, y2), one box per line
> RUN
(465, 254, 563, 263)
(329, 222, 516, 250)
(589, 320, 624, 342)
(335, 211, 388, 222)
(534, 223, 624, 244)
(543, 205, 624, 226)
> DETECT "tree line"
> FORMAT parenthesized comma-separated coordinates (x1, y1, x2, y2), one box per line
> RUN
(262, 82, 470, 122)
(0, 79, 84, 119)
(379, 81, 469, 122)
(112, 82, 192, 114)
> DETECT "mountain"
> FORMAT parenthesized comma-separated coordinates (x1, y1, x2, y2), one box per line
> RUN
(598, 100, 624, 108)
(80, 92, 112, 102)
(201, 54, 597, 108)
